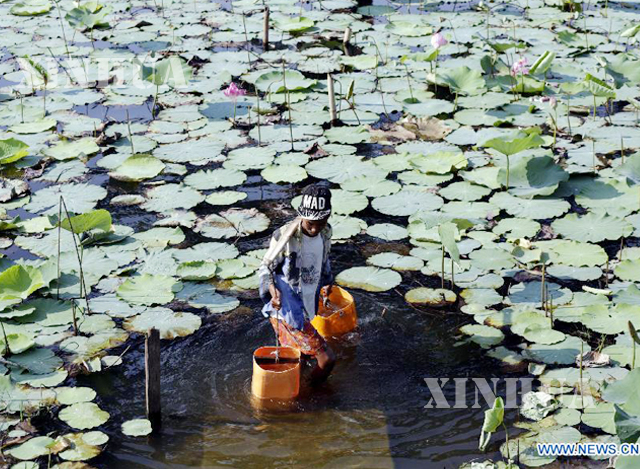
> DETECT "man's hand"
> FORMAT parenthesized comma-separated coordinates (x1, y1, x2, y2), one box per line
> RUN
(269, 283, 281, 310)
(322, 284, 333, 307)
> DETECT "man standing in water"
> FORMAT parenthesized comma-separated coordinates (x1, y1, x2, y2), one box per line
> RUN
(258, 184, 336, 384)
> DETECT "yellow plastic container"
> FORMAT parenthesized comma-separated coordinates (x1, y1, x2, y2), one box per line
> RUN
(251, 346, 301, 400)
(311, 286, 357, 338)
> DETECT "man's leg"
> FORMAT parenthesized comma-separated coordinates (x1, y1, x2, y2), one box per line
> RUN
(311, 344, 335, 384)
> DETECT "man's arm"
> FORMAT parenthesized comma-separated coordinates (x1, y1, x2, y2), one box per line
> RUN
(320, 224, 335, 293)
(258, 233, 284, 305)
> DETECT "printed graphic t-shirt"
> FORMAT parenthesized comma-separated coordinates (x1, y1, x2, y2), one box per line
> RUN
(300, 233, 324, 320)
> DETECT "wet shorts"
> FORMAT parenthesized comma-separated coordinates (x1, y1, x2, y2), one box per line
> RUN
(269, 317, 327, 357)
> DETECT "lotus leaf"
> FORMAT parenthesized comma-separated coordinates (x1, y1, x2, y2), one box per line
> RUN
(194, 208, 269, 239)
(261, 164, 307, 183)
(122, 419, 152, 437)
(329, 215, 367, 241)
(184, 168, 247, 190)
(0, 139, 29, 165)
(336, 266, 401, 292)
(366, 223, 408, 241)
(175, 282, 239, 313)
(43, 138, 99, 161)
(405, 288, 456, 306)
(372, 190, 443, 217)
(59, 402, 109, 430)
(254, 70, 316, 92)
(117, 274, 181, 306)
(6, 436, 55, 460)
(367, 252, 423, 272)
(57, 432, 102, 461)
(520, 391, 559, 421)
(552, 213, 633, 243)
(109, 154, 165, 182)
(460, 324, 504, 348)
(523, 336, 590, 365)
(55, 387, 97, 405)
(306, 155, 385, 183)
(439, 66, 486, 96)
(124, 308, 201, 339)
(25, 183, 107, 216)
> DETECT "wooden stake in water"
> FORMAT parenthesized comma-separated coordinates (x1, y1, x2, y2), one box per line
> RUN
(327, 74, 337, 124)
(145, 328, 162, 432)
(343, 27, 351, 45)
(263, 7, 270, 51)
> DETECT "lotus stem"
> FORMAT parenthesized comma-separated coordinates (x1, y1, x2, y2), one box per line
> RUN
(503, 422, 510, 460)
(450, 257, 455, 289)
(72, 301, 78, 336)
(57, 198, 62, 300)
(126, 110, 135, 154)
(59, 197, 92, 314)
(620, 237, 624, 261)
(580, 339, 584, 410)
(53, 0, 71, 60)
(282, 61, 294, 151)
(327, 74, 337, 124)
(434, 51, 438, 94)
(541, 262, 546, 311)
(621, 136, 625, 164)
(242, 14, 252, 68)
(403, 63, 415, 102)
(634, 340, 636, 369)
(505, 154, 510, 189)
(0, 321, 9, 356)
(19, 92, 24, 123)
(256, 94, 261, 145)
(152, 84, 159, 119)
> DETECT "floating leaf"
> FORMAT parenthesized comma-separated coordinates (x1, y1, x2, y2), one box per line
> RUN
(59, 209, 112, 234)
(124, 308, 201, 339)
(336, 266, 401, 292)
(59, 402, 109, 430)
(0, 139, 29, 165)
(116, 274, 181, 306)
(109, 154, 165, 182)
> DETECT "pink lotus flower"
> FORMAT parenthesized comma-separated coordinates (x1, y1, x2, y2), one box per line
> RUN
(511, 57, 529, 77)
(431, 32, 448, 50)
(223, 82, 246, 100)
(540, 96, 557, 108)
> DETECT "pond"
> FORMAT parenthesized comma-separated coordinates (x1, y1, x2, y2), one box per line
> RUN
(2, 0, 640, 467)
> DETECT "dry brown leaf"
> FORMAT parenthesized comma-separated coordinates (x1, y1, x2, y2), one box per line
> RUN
(401, 116, 452, 141)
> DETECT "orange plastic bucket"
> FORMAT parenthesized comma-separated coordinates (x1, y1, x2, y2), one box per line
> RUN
(251, 346, 301, 400)
(311, 286, 357, 338)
